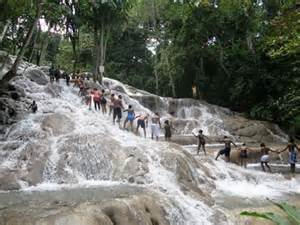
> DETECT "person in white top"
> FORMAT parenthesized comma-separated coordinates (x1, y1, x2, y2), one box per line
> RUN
(151, 112, 161, 141)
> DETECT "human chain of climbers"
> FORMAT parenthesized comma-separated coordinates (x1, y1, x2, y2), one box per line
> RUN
(26, 67, 300, 174)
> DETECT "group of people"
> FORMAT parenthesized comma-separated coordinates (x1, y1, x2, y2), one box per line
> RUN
(193, 130, 299, 173)
(72, 77, 176, 141)
(34, 70, 299, 174)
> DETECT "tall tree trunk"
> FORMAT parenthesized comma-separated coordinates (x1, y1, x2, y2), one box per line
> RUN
(29, 21, 41, 63)
(0, 20, 11, 43)
(103, 26, 110, 65)
(39, 29, 51, 66)
(93, 26, 101, 82)
(3, 0, 41, 81)
(154, 54, 159, 95)
(165, 54, 176, 97)
(71, 37, 77, 75)
(99, 20, 105, 84)
(218, 45, 230, 77)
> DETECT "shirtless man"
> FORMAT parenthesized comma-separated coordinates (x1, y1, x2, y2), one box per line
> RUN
(215, 136, 237, 162)
(113, 95, 124, 125)
(260, 143, 278, 172)
(151, 112, 161, 141)
(135, 113, 149, 138)
(193, 129, 209, 155)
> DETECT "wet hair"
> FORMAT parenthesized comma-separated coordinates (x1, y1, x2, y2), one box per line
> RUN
(199, 129, 203, 133)
(118, 95, 122, 99)
(33, 100, 36, 104)
(102, 89, 105, 93)
(242, 143, 246, 146)
(224, 136, 227, 138)
(164, 120, 169, 125)
(290, 138, 294, 143)
(128, 105, 132, 109)
(260, 143, 265, 147)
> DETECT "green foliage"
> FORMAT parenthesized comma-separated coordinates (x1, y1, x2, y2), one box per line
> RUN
(0, 0, 299, 135)
(240, 201, 300, 225)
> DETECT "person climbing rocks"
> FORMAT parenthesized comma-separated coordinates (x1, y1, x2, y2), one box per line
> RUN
(215, 136, 237, 162)
(93, 88, 101, 111)
(109, 93, 115, 116)
(279, 138, 299, 173)
(151, 112, 161, 141)
(164, 120, 175, 142)
(135, 113, 149, 138)
(123, 105, 135, 131)
(64, 71, 70, 86)
(88, 89, 95, 110)
(193, 129, 210, 155)
(28, 100, 38, 113)
(54, 67, 60, 82)
(113, 95, 124, 125)
(78, 80, 85, 97)
(100, 89, 107, 114)
(49, 65, 55, 83)
(259, 143, 278, 173)
(238, 143, 253, 168)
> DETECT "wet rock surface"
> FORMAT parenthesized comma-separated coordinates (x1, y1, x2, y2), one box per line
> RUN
(41, 113, 75, 136)
(0, 63, 298, 225)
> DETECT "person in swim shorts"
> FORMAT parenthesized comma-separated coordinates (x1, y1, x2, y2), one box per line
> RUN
(215, 136, 237, 162)
(238, 143, 254, 168)
(135, 113, 149, 138)
(193, 129, 210, 155)
(260, 143, 278, 172)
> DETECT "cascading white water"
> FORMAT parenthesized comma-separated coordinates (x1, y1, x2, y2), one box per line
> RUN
(0, 68, 299, 225)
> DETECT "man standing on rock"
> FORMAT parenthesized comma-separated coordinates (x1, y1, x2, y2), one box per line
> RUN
(193, 129, 210, 155)
(215, 136, 237, 162)
(113, 95, 124, 126)
(259, 143, 278, 172)
(135, 113, 149, 138)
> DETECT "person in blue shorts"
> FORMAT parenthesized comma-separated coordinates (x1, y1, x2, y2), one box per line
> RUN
(135, 113, 149, 138)
(123, 105, 135, 131)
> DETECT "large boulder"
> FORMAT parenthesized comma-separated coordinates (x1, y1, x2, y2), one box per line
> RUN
(24, 68, 49, 85)
(0, 168, 21, 190)
(41, 113, 75, 136)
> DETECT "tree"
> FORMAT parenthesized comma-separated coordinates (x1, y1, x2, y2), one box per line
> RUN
(82, 0, 133, 83)
(3, 0, 42, 81)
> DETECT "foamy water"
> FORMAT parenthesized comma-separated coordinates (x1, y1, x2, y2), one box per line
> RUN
(1, 74, 299, 224)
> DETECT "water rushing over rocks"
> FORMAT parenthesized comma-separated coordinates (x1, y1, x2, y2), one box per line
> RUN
(0, 63, 299, 225)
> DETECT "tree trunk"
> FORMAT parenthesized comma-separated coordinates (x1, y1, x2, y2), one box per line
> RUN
(93, 26, 101, 82)
(70, 35, 77, 75)
(0, 20, 11, 43)
(218, 46, 230, 77)
(39, 29, 51, 66)
(154, 54, 159, 95)
(165, 55, 176, 97)
(29, 21, 41, 63)
(3, 0, 41, 81)
(99, 20, 105, 84)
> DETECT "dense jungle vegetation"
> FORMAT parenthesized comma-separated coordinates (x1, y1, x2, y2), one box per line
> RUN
(0, 0, 299, 135)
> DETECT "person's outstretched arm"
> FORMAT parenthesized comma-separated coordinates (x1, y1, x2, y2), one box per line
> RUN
(231, 141, 237, 147)
(279, 145, 289, 153)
